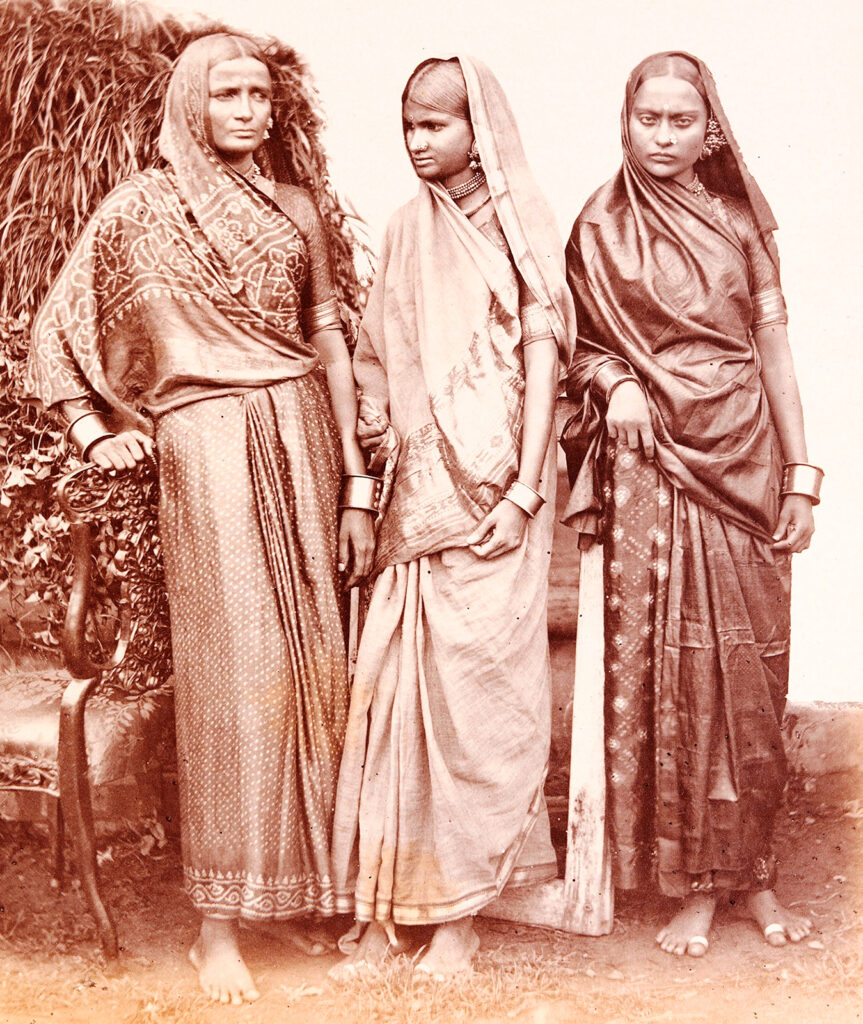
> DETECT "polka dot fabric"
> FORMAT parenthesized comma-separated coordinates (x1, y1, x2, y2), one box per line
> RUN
(156, 370, 348, 920)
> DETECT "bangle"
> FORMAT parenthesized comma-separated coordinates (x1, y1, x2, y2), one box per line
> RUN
(66, 411, 115, 461)
(605, 375, 641, 402)
(591, 361, 640, 404)
(503, 480, 545, 518)
(780, 463, 824, 506)
(339, 474, 381, 512)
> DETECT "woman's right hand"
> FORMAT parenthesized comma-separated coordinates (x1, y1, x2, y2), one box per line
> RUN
(606, 380, 654, 459)
(89, 430, 155, 471)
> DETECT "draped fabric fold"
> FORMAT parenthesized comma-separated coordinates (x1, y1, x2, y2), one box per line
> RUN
(563, 51, 786, 543)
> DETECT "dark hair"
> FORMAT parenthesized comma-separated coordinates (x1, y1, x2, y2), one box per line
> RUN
(401, 57, 470, 120)
(628, 52, 709, 111)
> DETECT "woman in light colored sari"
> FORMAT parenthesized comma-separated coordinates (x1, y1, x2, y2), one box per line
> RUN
(563, 51, 818, 958)
(26, 33, 374, 1005)
(330, 56, 575, 979)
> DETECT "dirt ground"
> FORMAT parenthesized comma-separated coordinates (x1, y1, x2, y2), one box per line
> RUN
(1, 789, 861, 1024)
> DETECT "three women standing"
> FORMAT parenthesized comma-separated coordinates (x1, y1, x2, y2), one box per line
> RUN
(563, 51, 817, 957)
(330, 56, 575, 979)
(26, 33, 374, 1005)
(26, 31, 818, 994)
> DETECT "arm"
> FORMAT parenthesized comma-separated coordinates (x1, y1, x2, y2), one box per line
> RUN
(60, 400, 154, 471)
(308, 325, 376, 587)
(287, 186, 376, 585)
(753, 323, 815, 553)
(466, 335, 559, 559)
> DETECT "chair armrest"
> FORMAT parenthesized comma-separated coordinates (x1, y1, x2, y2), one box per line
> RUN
(56, 465, 133, 680)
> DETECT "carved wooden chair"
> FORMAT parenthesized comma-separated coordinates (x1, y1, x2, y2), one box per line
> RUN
(0, 459, 173, 957)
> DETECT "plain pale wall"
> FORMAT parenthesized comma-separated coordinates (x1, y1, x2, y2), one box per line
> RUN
(165, 0, 862, 702)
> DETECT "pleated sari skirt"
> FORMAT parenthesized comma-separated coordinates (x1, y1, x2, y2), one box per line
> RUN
(155, 371, 349, 919)
(332, 447, 559, 925)
(601, 441, 791, 898)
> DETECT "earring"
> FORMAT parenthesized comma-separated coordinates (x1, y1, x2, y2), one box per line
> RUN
(701, 116, 727, 158)
(264, 116, 273, 141)
(468, 141, 481, 171)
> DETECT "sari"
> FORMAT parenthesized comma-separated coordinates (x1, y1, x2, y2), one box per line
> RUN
(25, 35, 349, 920)
(563, 52, 791, 896)
(331, 57, 576, 926)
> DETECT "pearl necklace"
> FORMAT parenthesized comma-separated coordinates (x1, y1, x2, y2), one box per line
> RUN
(446, 170, 486, 201)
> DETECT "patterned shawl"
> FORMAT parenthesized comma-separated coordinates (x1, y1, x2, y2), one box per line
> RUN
(563, 51, 784, 540)
(25, 34, 319, 424)
(354, 55, 576, 569)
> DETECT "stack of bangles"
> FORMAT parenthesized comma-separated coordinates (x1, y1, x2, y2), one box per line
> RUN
(780, 463, 824, 505)
(65, 410, 115, 462)
(502, 479, 545, 518)
(339, 474, 382, 513)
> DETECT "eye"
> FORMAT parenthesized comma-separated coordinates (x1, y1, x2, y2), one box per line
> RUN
(637, 115, 656, 126)
(675, 118, 694, 128)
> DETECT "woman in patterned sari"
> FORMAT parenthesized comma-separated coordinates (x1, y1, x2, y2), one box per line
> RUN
(25, 33, 374, 1004)
(562, 51, 819, 958)
(329, 56, 575, 980)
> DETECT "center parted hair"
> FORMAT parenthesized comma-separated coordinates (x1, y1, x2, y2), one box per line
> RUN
(627, 52, 709, 111)
(402, 58, 471, 120)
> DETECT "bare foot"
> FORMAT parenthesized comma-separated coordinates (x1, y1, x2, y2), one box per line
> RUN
(656, 894, 716, 957)
(747, 889, 812, 946)
(328, 921, 402, 981)
(414, 918, 479, 981)
(239, 918, 335, 956)
(188, 917, 260, 1005)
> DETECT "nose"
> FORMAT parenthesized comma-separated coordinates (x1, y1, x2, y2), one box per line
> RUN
(655, 116, 675, 147)
(236, 91, 253, 120)
(408, 130, 428, 153)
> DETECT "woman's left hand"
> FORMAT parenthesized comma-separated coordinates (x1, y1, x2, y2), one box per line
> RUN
(466, 500, 529, 559)
(772, 494, 815, 553)
(338, 509, 377, 587)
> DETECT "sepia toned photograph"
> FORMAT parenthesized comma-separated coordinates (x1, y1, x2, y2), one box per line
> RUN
(0, 0, 859, 1021)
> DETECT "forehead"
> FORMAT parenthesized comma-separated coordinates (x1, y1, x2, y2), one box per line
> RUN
(402, 98, 463, 123)
(208, 57, 271, 89)
(632, 75, 705, 112)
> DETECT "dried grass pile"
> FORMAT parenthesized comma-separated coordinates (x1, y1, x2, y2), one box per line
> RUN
(0, 0, 368, 673)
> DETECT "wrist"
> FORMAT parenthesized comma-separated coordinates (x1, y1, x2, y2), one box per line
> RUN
(339, 474, 381, 513)
(780, 463, 824, 506)
(66, 411, 115, 461)
(591, 361, 640, 404)
(502, 479, 545, 518)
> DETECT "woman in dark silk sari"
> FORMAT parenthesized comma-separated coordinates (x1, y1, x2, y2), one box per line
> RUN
(26, 34, 374, 1004)
(563, 52, 820, 957)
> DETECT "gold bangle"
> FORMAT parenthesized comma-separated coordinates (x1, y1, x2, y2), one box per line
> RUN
(66, 412, 115, 460)
(780, 463, 824, 506)
(339, 474, 381, 512)
(503, 480, 545, 518)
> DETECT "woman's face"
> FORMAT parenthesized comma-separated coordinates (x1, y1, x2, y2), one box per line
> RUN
(628, 75, 708, 185)
(207, 57, 272, 167)
(402, 97, 474, 188)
